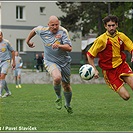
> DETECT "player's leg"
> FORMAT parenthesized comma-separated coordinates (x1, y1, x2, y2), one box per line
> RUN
(18, 69, 22, 88)
(15, 76, 18, 88)
(51, 68, 62, 98)
(122, 76, 133, 90)
(118, 75, 133, 100)
(117, 86, 130, 100)
(62, 82, 72, 107)
(41, 64, 44, 72)
(1, 61, 11, 97)
(61, 63, 73, 114)
(51, 68, 62, 109)
(14, 69, 18, 88)
(36, 64, 39, 72)
(1, 73, 11, 97)
(62, 82, 73, 114)
(45, 61, 62, 109)
(103, 64, 132, 101)
(117, 62, 133, 100)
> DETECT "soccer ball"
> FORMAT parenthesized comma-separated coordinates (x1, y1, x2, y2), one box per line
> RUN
(79, 64, 95, 80)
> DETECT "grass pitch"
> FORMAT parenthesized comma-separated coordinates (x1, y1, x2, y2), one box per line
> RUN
(0, 83, 132, 132)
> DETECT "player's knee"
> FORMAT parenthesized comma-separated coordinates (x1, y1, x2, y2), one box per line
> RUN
(62, 83, 71, 92)
(123, 97, 130, 101)
(118, 87, 130, 101)
(121, 94, 130, 101)
(53, 76, 61, 84)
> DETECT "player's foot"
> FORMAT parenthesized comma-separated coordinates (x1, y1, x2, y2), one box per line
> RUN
(55, 98, 62, 110)
(18, 85, 22, 88)
(16, 85, 18, 88)
(64, 105, 73, 114)
(2, 91, 11, 98)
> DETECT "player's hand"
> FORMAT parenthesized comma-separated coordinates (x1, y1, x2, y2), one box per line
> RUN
(52, 42, 59, 49)
(12, 62, 16, 70)
(27, 42, 35, 48)
(94, 69, 99, 79)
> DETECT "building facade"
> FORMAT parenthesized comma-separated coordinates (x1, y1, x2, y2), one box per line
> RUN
(0, 1, 82, 68)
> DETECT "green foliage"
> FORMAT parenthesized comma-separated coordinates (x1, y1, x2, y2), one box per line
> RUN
(0, 84, 132, 131)
(56, 2, 81, 32)
(56, 2, 133, 40)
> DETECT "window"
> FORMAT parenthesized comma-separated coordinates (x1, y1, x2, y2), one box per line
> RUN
(16, 39, 24, 52)
(16, 6, 25, 20)
(40, 7, 45, 15)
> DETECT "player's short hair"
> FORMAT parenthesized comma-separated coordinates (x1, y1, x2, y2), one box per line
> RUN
(102, 15, 119, 25)
(0, 31, 3, 36)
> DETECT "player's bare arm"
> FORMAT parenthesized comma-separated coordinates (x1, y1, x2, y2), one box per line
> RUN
(26, 29, 36, 48)
(52, 43, 72, 52)
(11, 51, 16, 69)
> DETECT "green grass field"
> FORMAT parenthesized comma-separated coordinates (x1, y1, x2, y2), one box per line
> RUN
(0, 83, 132, 132)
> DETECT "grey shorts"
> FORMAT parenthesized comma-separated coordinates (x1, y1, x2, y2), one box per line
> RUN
(0, 60, 10, 74)
(13, 68, 21, 76)
(44, 60, 71, 83)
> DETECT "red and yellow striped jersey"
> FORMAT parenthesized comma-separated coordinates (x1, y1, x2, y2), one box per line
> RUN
(87, 30, 133, 70)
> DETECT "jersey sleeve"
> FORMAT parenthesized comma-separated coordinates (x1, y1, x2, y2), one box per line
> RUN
(34, 25, 44, 35)
(61, 27, 72, 46)
(6, 40, 14, 52)
(120, 33, 133, 53)
(87, 36, 106, 57)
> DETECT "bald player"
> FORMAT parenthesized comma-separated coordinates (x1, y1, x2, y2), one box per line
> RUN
(26, 15, 73, 114)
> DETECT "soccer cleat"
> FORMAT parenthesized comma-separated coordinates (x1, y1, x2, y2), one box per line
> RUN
(55, 98, 62, 110)
(64, 105, 73, 114)
(16, 85, 19, 88)
(18, 85, 22, 88)
(2, 91, 11, 98)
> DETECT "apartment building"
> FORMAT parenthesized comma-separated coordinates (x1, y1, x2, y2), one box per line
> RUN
(0, 1, 82, 68)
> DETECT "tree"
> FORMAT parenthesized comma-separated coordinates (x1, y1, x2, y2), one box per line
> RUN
(56, 2, 133, 40)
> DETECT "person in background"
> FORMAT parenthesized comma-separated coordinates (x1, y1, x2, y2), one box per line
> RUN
(13, 51, 23, 88)
(26, 15, 73, 114)
(41, 52, 44, 70)
(41, 52, 45, 61)
(34, 53, 44, 72)
(0, 31, 15, 98)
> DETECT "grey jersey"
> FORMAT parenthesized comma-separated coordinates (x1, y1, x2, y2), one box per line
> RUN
(34, 25, 72, 66)
(15, 56, 23, 68)
(0, 39, 14, 62)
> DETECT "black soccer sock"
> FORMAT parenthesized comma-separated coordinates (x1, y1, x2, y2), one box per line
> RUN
(63, 91, 72, 107)
(54, 84, 61, 99)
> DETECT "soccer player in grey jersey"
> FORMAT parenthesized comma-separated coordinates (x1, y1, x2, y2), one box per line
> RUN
(26, 15, 73, 114)
(13, 51, 23, 88)
(0, 31, 15, 98)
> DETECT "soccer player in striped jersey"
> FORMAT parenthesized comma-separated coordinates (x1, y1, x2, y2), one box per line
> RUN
(0, 31, 15, 98)
(26, 15, 73, 114)
(87, 15, 133, 101)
